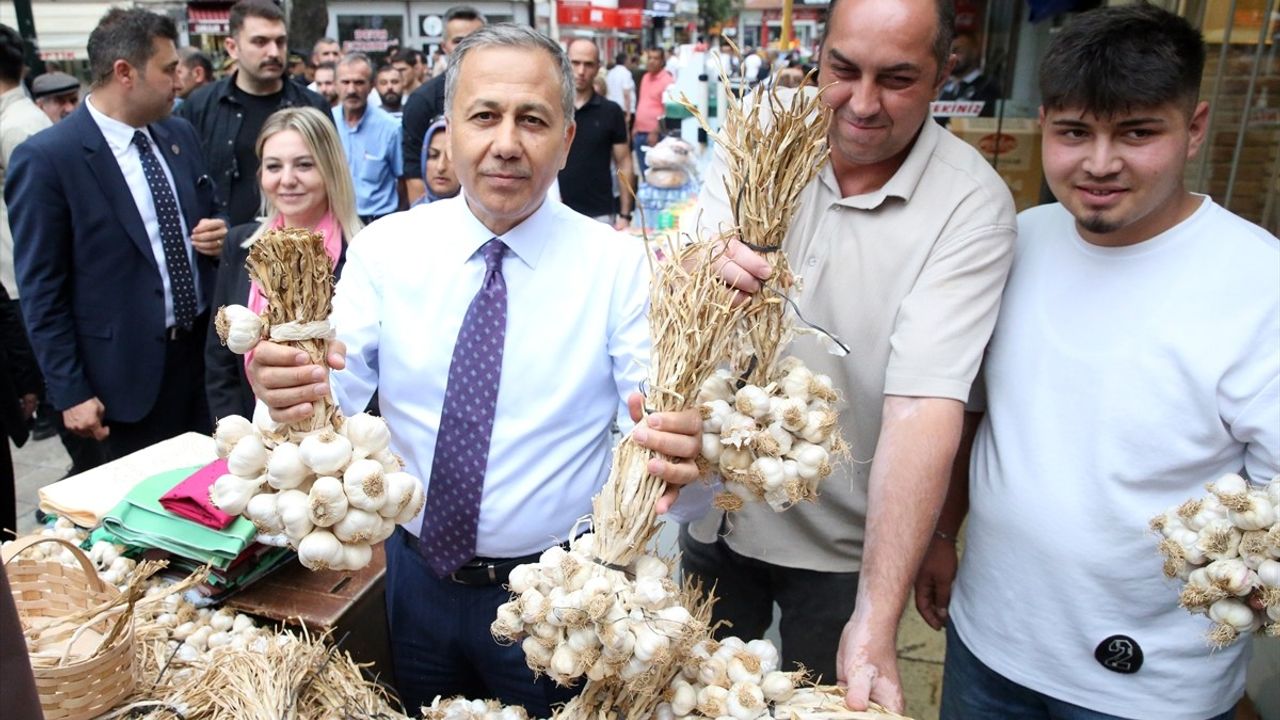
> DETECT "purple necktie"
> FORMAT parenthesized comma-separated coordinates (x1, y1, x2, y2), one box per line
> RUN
(420, 238, 508, 576)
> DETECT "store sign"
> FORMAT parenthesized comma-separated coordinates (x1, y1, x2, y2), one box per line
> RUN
(618, 7, 644, 29)
(930, 100, 986, 117)
(648, 0, 674, 17)
(559, 2, 639, 29)
(345, 28, 394, 53)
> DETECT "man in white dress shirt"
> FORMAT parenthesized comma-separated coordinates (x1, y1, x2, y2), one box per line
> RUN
(249, 24, 701, 715)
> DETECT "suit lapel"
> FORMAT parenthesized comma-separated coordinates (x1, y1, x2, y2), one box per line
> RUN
(77, 108, 159, 274)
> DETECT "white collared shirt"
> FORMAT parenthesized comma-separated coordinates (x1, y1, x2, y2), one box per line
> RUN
(85, 95, 199, 327)
(332, 195, 651, 558)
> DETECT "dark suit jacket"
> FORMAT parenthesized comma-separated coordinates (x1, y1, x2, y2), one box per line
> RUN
(205, 222, 347, 422)
(5, 104, 220, 422)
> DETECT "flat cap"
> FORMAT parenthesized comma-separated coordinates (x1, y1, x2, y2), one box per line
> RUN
(31, 72, 80, 99)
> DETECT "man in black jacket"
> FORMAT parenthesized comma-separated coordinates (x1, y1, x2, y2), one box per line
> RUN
(176, 0, 328, 226)
(401, 5, 484, 204)
(1, 282, 39, 535)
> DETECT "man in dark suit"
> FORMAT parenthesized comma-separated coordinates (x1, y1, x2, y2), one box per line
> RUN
(5, 7, 227, 460)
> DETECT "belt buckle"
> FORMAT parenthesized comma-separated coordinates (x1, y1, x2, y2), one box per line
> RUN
(449, 562, 497, 585)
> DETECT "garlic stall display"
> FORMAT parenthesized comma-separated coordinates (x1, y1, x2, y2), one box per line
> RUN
(210, 228, 424, 570)
(696, 358, 845, 512)
(1151, 474, 1280, 646)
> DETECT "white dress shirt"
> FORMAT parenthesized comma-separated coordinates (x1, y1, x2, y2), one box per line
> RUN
(332, 195, 651, 558)
(85, 96, 200, 327)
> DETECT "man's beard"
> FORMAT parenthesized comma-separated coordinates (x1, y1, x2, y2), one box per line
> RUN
(1080, 212, 1121, 235)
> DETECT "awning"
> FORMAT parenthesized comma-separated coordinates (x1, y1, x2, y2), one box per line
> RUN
(188, 3, 231, 35)
(0, 2, 127, 62)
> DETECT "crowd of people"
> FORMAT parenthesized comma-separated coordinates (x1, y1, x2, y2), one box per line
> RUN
(0, 1, 1276, 719)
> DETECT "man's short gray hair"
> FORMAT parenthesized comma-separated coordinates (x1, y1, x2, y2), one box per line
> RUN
(444, 23, 575, 127)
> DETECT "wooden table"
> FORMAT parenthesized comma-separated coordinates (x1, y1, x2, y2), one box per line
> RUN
(224, 543, 395, 687)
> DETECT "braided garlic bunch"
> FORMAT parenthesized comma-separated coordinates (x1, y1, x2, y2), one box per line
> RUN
(491, 534, 702, 688)
(697, 358, 844, 512)
(1151, 474, 1280, 646)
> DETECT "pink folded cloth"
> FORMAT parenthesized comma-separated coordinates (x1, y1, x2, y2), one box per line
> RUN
(159, 459, 236, 530)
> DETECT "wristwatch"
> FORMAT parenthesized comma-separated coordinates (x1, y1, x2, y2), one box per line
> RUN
(619, 213, 633, 221)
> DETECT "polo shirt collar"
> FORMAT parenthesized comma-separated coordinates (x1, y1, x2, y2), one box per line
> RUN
(824, 117, 940, 210)
(450, 192, 552, 271)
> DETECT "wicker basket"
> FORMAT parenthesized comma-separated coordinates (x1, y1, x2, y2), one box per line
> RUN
(2, 535, 136, 720)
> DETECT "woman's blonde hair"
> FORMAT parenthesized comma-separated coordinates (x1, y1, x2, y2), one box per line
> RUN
(249, 106, 363, 244)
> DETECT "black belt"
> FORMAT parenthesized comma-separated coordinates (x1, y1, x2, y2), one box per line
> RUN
(404, 530, 571, 586)
(166, 324, 196, 341)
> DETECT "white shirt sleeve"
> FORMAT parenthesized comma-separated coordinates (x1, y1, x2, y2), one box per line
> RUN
(607, 239, 651, 435)
(331, 238, 383, 415)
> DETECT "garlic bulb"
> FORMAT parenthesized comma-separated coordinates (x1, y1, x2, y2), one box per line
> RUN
(339, 543, 372, 571)
(342, 459, 386, 511)
(332, 508, 382, 544)
(380, 471, 419, 519)
(265, 441, 310, 490)
(213, 415, 254, 458)
(308, 475, 349, 528)
(227, 434, 269, 477)
(297, 529, 344, 570)
(209, 473, 262, 516)
(216, 304, 264, 354)
(343, 413, 391, 456)
(299, 431, 353, 475)
(276, 489, 314, 540)
(244, 492, 284, 534)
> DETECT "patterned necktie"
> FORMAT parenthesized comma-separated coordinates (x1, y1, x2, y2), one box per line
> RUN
(420, 238, 508, 576)
(132, 131, 197, 329)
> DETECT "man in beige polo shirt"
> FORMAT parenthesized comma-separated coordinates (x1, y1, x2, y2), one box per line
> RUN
(681, 0, 1016, 713)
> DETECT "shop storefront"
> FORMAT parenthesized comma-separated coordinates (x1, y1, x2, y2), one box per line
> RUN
(186, 1, 233, 60)
(736, 0, 825, 52)
(326, 0, 532, 61)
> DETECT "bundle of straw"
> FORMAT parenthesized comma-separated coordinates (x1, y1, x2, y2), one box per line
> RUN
(119, 626, 404, 720)
(684, 66, 831, 385)
(239, 227, 338, 434)
(589, 241, 745, 566)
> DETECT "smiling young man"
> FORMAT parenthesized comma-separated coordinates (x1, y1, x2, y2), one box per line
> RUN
(176, 0, 329, 225)
(246, 24, 704, 715)
(685, 0, 1017, 712)
(913, 5, 1279, 720)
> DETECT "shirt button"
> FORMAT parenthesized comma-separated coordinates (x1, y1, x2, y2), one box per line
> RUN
(808, 257, 818, 267)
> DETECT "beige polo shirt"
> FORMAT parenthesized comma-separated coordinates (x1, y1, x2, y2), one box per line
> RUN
(688, 99, 1017, 572)
(1, 86, 53, 297)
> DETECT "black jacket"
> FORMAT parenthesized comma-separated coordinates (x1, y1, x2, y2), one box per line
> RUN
(175, 73, 330, 223)
(205, 223, 347, 422)
(0, 286, 39, 447)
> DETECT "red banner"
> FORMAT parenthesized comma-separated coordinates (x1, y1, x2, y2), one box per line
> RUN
(558, 2, 591, 25)
(617, 7, 644, 29)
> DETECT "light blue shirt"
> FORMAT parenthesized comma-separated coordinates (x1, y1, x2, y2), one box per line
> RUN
(333, 103, 403, 217)
(331, 196, 651, 557)
(85, 95, 201, 328)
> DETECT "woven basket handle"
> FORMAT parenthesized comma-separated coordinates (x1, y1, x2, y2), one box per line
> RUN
(1, 535, 107, 593)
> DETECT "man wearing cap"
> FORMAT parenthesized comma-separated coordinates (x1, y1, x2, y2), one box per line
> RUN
(1, 25, 51, 303)
(31, 72, 81, 123)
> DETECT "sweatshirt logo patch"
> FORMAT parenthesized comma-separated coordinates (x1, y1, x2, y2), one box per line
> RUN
(1094, 635, 1142, 674)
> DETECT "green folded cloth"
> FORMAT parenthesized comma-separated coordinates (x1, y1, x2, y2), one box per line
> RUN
(101, 466, 257, 570)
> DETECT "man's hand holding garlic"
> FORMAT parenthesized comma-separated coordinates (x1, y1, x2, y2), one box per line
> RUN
(247, 340, 705, 513)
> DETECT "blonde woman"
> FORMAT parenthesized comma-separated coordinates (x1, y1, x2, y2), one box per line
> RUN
(205, 107, 363, 421)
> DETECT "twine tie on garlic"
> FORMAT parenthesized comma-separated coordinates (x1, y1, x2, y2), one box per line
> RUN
(133, 131, 197, 329)
(420, 238, 508, 576)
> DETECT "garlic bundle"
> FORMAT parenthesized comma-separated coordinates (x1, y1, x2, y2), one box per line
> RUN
(696, 357, 845, 512)
(1151, 474, 1280, 646)
(491, 534, 704, 688)
(421, 696, 532, 720)
(209, 410, 424, 571)
(657, 636, 802, 720)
